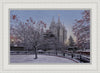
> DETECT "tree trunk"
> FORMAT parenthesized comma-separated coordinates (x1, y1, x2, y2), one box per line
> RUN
(63, 53, 65, 57)
(71, 53, 73, 58)
(34, 46, 38, 59)
(55, 49, 58, 56)
(56, 51, 57, 56)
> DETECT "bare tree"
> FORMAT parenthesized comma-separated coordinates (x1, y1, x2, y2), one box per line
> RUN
(72, 10, 90, 50)
(10, 15, 46, 59)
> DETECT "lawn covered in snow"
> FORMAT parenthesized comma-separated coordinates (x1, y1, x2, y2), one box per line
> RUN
(10, 55, 76, 63)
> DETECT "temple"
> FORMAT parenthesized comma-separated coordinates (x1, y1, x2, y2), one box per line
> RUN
(49, 16, 67, 44)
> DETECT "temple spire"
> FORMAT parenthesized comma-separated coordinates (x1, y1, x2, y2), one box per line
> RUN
(63, 22, 64, 26)
(58, 14, 60, 23)
(50, 16, 55, 28)
(51, 16, 55, 25)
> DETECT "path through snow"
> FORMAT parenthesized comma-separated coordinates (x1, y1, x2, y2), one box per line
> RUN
(10, 55, 76, 63)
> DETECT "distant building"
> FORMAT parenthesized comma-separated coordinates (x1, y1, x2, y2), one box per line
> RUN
(49, 16, 67, 44)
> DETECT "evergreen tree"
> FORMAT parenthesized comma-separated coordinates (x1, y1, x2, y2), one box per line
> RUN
(68, 36, 74, 47)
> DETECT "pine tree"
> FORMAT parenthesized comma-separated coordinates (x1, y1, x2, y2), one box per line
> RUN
(68, 36, 74, 47)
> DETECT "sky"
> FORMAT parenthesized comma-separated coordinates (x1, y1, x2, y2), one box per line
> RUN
(10, 10, 84, 43)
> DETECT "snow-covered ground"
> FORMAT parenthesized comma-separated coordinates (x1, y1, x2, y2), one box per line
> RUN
(10, 55, 76, 63)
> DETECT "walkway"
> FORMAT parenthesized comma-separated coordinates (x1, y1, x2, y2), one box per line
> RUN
(10, 55, 77, 63)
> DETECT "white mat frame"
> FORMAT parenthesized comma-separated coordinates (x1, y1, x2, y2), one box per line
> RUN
(0, 0, 100, 73)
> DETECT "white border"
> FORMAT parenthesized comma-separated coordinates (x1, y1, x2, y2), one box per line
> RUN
(2, 2, 98, 72)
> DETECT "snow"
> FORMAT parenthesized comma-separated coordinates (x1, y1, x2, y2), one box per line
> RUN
(10, 55, 76, 63)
